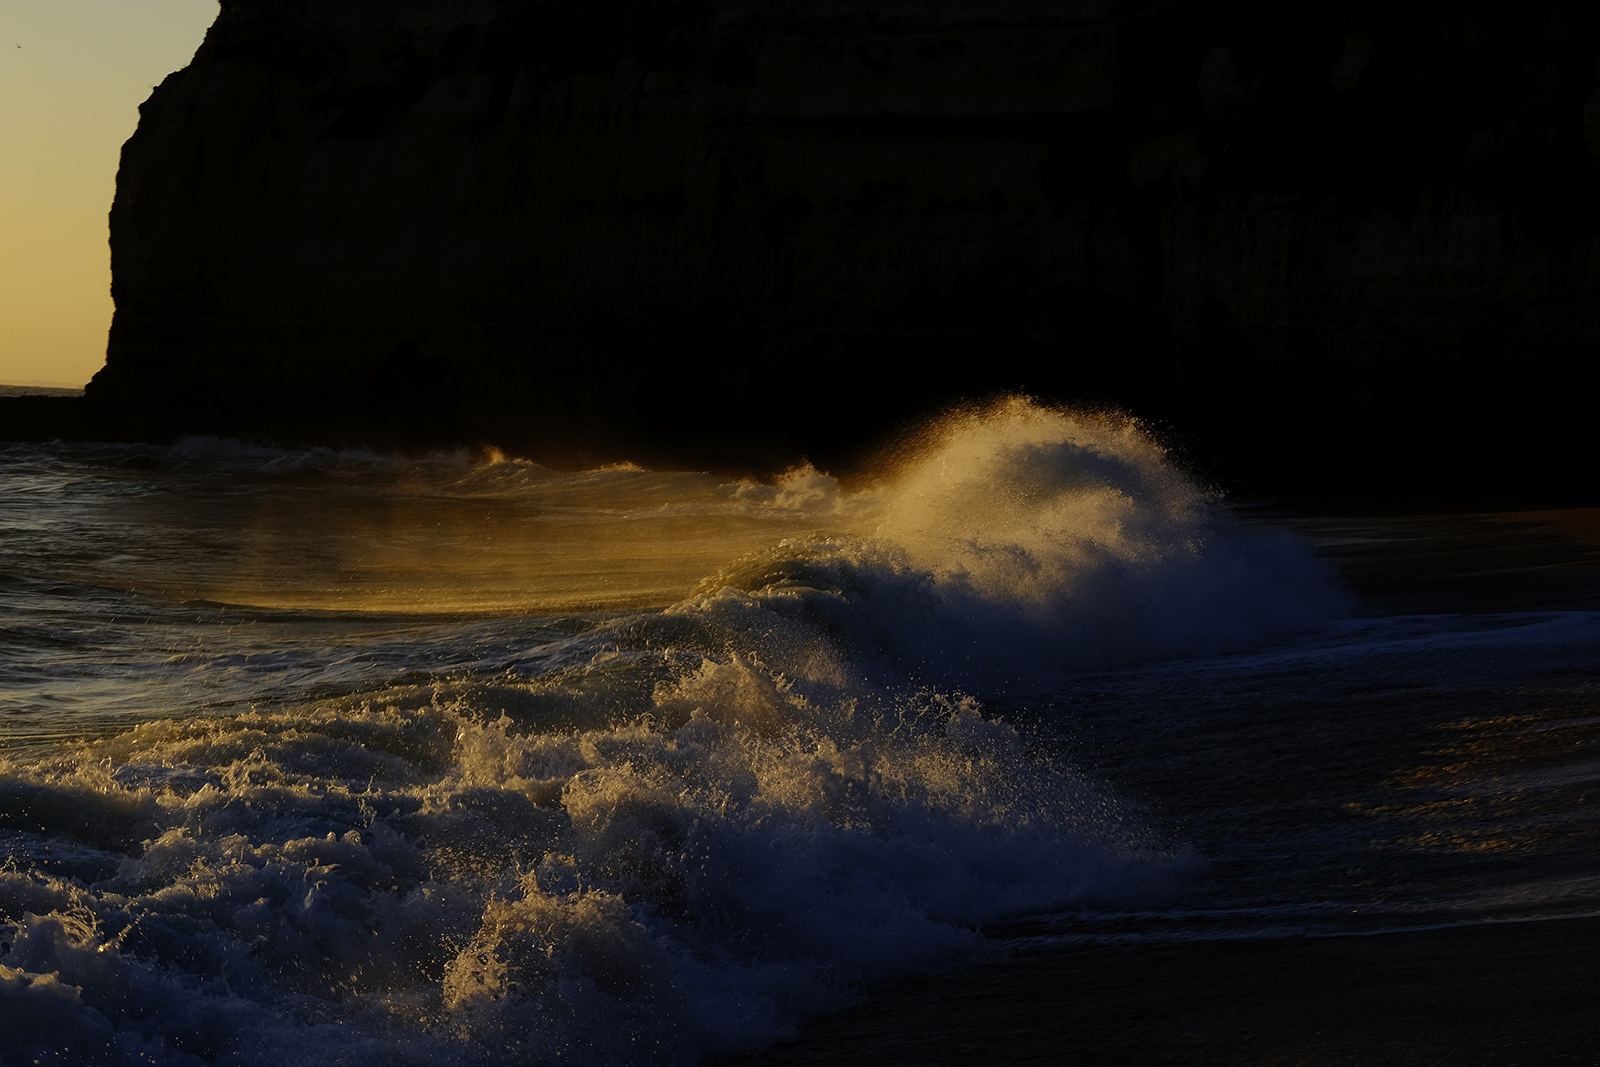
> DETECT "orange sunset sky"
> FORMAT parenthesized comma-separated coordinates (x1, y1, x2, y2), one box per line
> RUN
(2, 1, 218, 387)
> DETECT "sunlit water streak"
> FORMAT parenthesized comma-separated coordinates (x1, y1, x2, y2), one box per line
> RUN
(2, 400, 1597, 1065)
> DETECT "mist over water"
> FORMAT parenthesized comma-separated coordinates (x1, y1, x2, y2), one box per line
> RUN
(12, 399, 1589, 1065)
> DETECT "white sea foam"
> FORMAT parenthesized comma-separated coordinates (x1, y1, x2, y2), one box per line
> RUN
(0, 665, 1193, 1064)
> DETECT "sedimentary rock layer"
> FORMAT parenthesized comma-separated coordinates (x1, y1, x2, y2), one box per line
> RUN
(90, 0, 1600, 483)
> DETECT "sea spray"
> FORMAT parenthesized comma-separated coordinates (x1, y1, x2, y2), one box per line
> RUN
(695, 400, 1350, 688)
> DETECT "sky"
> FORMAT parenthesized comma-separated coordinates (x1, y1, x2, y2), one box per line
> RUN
(1, 0, 218, 387)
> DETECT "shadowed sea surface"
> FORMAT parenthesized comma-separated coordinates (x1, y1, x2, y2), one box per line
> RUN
(3, 401, 1598, 1065)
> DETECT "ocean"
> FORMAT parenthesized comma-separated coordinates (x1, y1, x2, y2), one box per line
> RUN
(3, 399, 1597, 1065)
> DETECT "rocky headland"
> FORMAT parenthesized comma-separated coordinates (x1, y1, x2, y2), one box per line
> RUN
(63, 0, 1600, 488)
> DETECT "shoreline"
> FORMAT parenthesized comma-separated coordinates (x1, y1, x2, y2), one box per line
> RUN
(3, 429, 1597, 1064)
(723, 915, 1600, 1065)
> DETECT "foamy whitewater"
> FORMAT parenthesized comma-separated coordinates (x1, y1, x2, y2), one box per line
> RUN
(4, 401, 1597, 1064)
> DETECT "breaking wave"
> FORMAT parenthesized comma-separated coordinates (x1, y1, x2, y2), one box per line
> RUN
(0, 400, 1346, 1064)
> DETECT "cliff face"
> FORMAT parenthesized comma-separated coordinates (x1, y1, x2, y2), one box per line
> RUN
(92, 0, 1600, 483)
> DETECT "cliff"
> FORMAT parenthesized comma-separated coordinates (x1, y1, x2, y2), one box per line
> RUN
(88, 0, 1600, 486)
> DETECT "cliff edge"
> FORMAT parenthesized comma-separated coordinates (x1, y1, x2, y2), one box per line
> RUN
(88, 0, 1600, 485)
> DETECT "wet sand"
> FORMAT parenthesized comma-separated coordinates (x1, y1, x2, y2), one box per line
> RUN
(1244, 503, 1600, 615)
(725, 505, 1600, 1066)
(727, 918, 1600, 1066)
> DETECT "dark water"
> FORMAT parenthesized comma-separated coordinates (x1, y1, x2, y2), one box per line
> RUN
(3, 402, 1597, 1065)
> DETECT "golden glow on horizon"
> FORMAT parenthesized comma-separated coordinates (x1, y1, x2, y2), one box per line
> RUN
(0, 1, 217, 387)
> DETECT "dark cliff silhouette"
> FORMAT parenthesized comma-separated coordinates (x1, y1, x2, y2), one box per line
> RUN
(60, 0, 1600, 489)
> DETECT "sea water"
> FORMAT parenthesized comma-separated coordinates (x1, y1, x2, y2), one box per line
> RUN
(2, 399, 1597, 1064)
